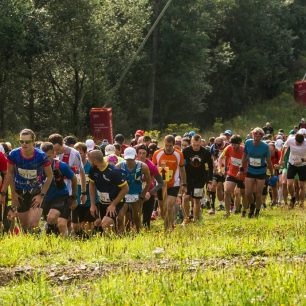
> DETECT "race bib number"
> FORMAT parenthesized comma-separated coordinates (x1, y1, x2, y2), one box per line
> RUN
(125, 194, 139, 203)
(231, 157, 242, 167)
(76, 174, 81, 185)
(194, 188, 203, 197)
(98, 191, 111, 204)
(77, 174, 90, 186)
(291, 154, 305, 166)
(249, 158, 261, 167)
(17, 168, 37, 180)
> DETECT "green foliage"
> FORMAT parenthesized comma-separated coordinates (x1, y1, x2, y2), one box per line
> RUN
(144, 130, 161, 140)
(0, 0, 306, 137)
(165, 123, 200, 136)
(218, 92, 306, 137)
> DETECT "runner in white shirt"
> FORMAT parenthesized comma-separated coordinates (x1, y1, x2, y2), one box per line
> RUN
(48, 134, 87, 205)
(280, 132, 306, 208)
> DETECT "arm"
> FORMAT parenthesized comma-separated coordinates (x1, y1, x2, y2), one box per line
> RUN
(179, 165, 187, 194)
(207, 153, 214, 182)
(279, 146, 288, 166)
(0, 170, 7, 206)
(150, 173, 164, 194)
(32, 165, 54, 208)
(89, 180, 99, 218)
(68, 174, 78, 210)
(140, 164, 151, 200)
(218, 149, 226, 173)
(267, 157, 274, 176)
(106, 183, 129, 218)
(79, 168, 87, 204)
(112, 183, 129, 207)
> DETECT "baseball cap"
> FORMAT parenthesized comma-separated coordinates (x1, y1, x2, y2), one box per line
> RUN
(135, 130, 144, 137)
(188, 131, 196, 137)
(105, 144, 116, 156)
(224, 130, 232, 136)
(107, 154, 119, 164)
(289, 130, 295, 135)
(85, 139, 95, 152)
(298, 128, 306, 135)
(275, 139, 284, 151)
(124, 147, 136, 160)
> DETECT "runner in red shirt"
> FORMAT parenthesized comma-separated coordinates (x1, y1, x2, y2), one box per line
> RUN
(218, 135, 247, 218)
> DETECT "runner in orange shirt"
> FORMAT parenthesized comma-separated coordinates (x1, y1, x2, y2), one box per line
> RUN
(152, 135, 186, 230)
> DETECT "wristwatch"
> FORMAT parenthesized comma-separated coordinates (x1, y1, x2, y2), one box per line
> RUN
(40, 192, 45, 198)
(0, 191, 6, 196)
(70, 195, 77, 200)
(81, 191, 87, 195)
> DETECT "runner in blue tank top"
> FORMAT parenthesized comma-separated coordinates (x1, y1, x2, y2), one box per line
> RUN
(116, 147, 151, 233)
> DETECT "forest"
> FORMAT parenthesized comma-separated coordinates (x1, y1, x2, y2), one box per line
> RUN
(0, 0, 306, 138)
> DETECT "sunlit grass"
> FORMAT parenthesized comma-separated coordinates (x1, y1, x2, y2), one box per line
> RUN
(0, 261, 305, 305)
(0, 207, 305, 305)
(0, 208, 305, 268)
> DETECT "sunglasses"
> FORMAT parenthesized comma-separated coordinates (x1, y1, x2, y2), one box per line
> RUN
(19, 140, 33, 144)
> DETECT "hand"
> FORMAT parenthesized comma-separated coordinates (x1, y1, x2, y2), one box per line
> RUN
(90, 205, 99, 218)
(11, 192, 21, 208)
(176, 196, 182, 205)
(207, 182, 213, 191)
(145, 192, 151, 201)
(181, 185, 187, 195)
(69, 199, 78, 210)
(279, 161, 284, 167)
(106, 203, 117, 218)
(31, 194, 43, 208)
(7, 208, 17, 221)
(80, 194, 87, 205)
(236, 171, 245, 181)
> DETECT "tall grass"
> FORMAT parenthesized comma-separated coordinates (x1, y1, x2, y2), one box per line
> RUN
(210, 92, 306, 137)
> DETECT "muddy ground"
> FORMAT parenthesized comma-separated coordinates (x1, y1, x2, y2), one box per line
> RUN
(0, 255, 304, 287)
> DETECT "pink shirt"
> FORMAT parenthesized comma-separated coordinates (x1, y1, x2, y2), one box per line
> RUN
(145, 159, 159, 192)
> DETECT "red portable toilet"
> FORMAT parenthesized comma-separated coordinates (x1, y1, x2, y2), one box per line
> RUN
(90, 108, 113, 143)
(294, 73, 306, 106)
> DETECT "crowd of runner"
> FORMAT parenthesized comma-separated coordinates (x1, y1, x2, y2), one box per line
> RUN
(0, 118, 305, 236)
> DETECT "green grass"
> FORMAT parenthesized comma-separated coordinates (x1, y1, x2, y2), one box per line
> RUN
(0, 261, 305, 305)
(0, 208, 305, 305)
(0, 209, 305, 268)
(208, 92, 306, 138)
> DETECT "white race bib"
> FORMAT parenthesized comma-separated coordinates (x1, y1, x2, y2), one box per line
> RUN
(17, 168, 37, 180)
(98, 191, 111, 204)
(231, 157, 242, 167)
(249, 158, 261, 167)
(193, 188, 203, 198)
(291, 154, 306, 166)
(125, 194, 139, 203)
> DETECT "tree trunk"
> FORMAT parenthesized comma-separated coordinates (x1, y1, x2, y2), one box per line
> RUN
(0, 73, 5, 138)
(73, 68, 80, 135)
(28, 63, 35, 130)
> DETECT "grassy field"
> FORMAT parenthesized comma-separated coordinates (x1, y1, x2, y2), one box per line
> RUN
(0, 207, 305, 305)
